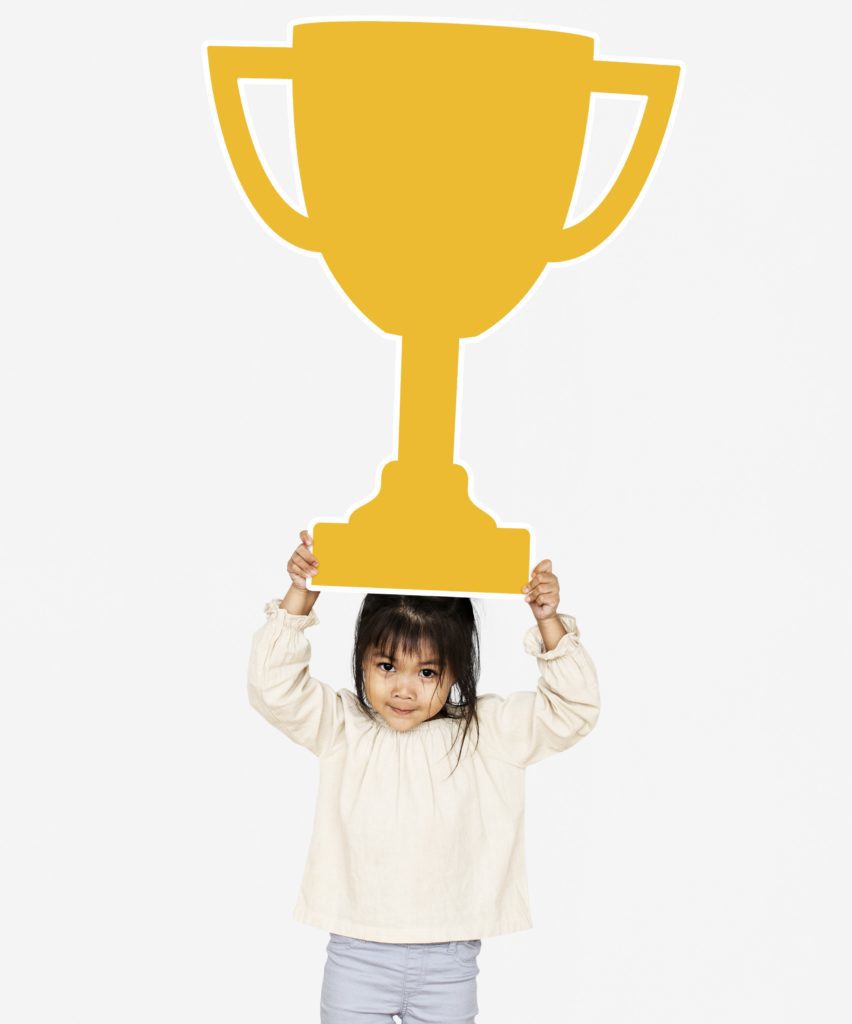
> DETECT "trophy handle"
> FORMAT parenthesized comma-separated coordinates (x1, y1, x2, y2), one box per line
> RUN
(207, 46, 320, 252)
(548, 60, 681, 262)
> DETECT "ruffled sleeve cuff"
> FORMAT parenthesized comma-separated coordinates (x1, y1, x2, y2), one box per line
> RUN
(263, 598, 320, 630)
(522, 613, 581, 660)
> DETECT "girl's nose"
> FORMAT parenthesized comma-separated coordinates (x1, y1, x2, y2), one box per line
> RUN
(393, 675, 419, 693)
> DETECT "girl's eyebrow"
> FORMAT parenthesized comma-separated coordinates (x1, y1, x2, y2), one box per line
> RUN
(375, 651, 441, 666)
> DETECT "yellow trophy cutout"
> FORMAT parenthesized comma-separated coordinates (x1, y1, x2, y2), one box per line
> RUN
(207, 21, 680, 595)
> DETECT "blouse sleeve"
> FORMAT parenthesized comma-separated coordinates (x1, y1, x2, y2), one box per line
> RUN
(246, 599, 346, 758)
(476, 613, 601, 769)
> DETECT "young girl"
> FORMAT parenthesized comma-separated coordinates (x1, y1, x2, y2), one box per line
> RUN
(248, 529, 601, 1024)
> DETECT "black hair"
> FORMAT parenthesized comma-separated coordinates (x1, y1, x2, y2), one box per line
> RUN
(351, 593, 481, 775)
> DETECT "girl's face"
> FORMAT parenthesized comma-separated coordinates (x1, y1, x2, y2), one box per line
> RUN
(363, 640, 452, 731)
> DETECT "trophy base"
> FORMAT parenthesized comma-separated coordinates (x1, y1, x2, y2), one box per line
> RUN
(310, 461, 530, 595)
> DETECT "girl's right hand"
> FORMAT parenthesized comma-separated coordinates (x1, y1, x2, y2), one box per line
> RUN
(286, 529, 319, 591)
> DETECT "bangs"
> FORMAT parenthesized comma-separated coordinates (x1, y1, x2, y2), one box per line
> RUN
(369, 616, 445, 670)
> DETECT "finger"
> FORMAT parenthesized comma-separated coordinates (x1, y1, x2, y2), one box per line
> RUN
(286, 562, 307, 587)
(531, 571, 555, 585)
(299, 529, 314, 550)
(287, 556, 313, 580)
(525, 583, 557, 602)
(525, 572, 555, 592)
(297, 543, 319, 566)
(532, 559, 552, 574)
(291, 552, 318, 575)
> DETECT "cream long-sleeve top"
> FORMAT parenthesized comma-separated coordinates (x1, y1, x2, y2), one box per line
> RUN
(247, 599, 601, 944)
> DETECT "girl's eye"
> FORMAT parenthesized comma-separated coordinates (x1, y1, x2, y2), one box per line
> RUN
(377, 663, 438, 679)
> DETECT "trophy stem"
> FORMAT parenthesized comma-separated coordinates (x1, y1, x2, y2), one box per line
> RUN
(398, 335, 459, 468)
(311, 331, 530, 592)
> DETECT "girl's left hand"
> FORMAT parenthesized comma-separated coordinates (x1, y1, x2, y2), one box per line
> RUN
(523, 559, 560, 621)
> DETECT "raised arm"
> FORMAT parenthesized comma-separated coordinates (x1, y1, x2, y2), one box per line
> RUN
(476, 613, 601, 768)
(477, 558, 601, 768)
(246, 529, 344, 758)
(247, 599, 345, 758)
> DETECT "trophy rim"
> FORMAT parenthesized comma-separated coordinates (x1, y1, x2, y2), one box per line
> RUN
(291, 20, 596, 43)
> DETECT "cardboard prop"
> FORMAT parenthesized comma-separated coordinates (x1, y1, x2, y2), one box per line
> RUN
(207, 19, 680, 595)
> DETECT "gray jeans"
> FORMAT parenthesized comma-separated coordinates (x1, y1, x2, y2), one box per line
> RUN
(321, 932, 482, 1023)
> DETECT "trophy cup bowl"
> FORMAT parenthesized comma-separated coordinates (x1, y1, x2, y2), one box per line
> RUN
(207, 21, 680, 594)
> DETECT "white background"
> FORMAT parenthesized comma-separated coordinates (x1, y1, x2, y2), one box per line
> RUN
(2, 2, 850, 1022)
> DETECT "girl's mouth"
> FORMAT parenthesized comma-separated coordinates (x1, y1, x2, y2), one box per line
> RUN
(390, 707, 414, 716)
